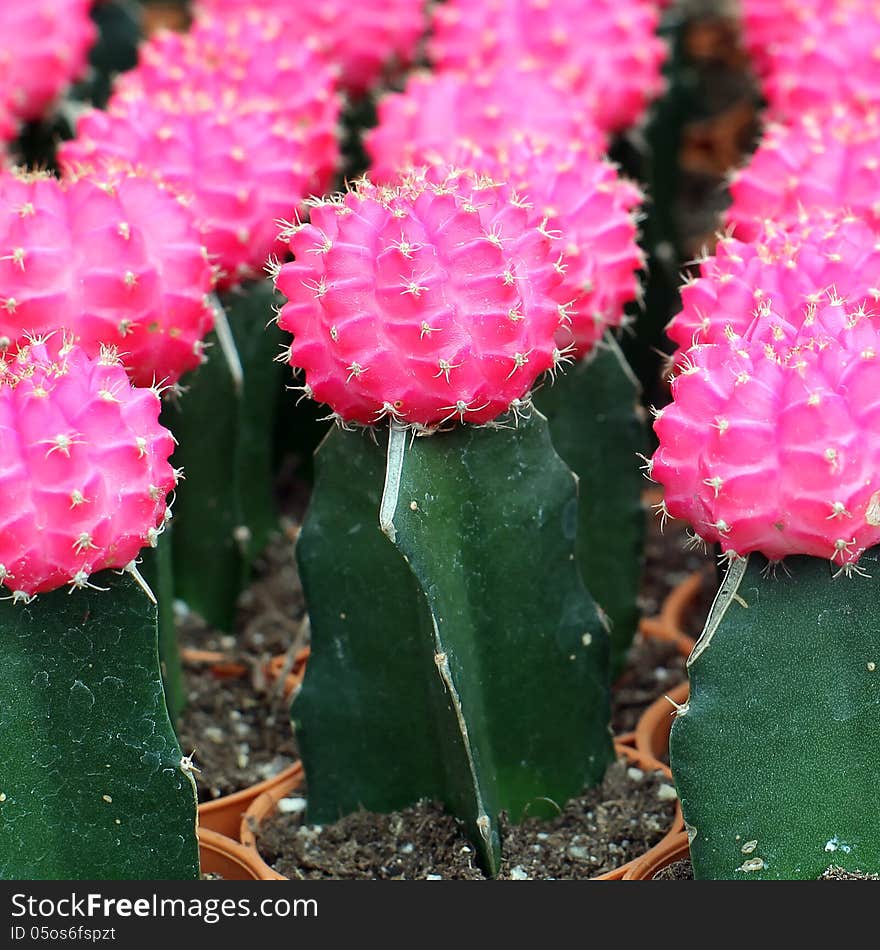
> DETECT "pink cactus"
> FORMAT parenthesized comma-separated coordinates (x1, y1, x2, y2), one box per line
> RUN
(60, 84, 340, 289)
(739, 0, 821, 78)
(191, 0, 426, 95)
(654, 211, 880, 569)
(0, 167, 215, 388)
(274, 164, 568, 428)
(429, 0, 666, 134)
(668, 212, 880, 355)
(0, 1, 95, 135)
(449, 139, 644, 358)
(366, 67, 607, 185)
(114, 11, 340, 117)
(0, 336, 177, 598)
(743, 0, 880, 117)
(726, 106, 880, 241)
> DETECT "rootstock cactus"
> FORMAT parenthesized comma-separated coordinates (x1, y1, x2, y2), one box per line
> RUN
(277, 166, 615, 874)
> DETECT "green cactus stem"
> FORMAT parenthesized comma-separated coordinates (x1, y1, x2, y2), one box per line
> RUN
(294, 411, 613, 875)
(169, 279, 285, 631)
(535, 335, 647, 676)
(671, 549, 880, 879)
(0, 570, 199, 879)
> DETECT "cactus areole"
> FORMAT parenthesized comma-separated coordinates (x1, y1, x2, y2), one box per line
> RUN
(654, 215, 880, 878)
(279, 166, 613, 874)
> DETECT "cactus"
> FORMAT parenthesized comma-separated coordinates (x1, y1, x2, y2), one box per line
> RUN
(667, 211, 880, 355)
(0, 337, 196, 879)
(726, 105, 880, 241)
(429, 0, 666, 135)
(740, 0, 880, 118)
(0, 166, 215, 388)
(365, 67, 607, 185)
(280, 165, 613, 874)
(653, 218, 880, 878)
(671, 549, 880, 879)
(535, 337, 647, 675)
(191, 0, 427, 97)
(0, 569, 199, 879)
(0, 2, 95, 143)
(447, 137, 645, 360)
(296, 416, 612, 875)
(59, 26, 341, 290)
(169, 279, 286, 631)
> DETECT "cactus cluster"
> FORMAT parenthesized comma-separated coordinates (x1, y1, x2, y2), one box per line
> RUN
(0, 0, 767, 884)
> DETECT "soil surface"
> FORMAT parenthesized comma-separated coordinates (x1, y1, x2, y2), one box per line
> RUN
(176, 523, 307, 802)
(256, 758, 678, 880)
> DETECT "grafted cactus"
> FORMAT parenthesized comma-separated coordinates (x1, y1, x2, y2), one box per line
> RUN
(277, 165, 614, 873)
(652, 212, 880, 878)
(0, 339, 198, 879)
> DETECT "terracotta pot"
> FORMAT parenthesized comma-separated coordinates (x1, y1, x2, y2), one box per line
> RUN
(622, 830, 691, 880)
(181, 648, 248, 680)
(239, 742, 683, 881)
(263, 647, 310, 701)
(638, 569, 707, 658)
(594, 743, 685, 881)
(198, 763, 304, 840)
(198, 828, 270, 880)
(634, 680, 689, 764)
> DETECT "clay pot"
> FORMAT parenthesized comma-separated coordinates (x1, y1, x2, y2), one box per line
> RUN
(622, 830, 691, 880)
(181, 648, 248, 680)
(263, 647, 310, 701)
(198, 828, 272, 880)
(638, 569, 707, 658)
(198, 763, 304, 840)
(634, 680, 689, 764)
(239, 742, 684, 881)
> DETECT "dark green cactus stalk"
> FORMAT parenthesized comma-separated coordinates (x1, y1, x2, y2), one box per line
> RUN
(140, 529, 184, 723)
(0, 570, 199, 879)
(170, 279, 286, 631)
(535, 336, 647, 675)
(671, 549, 880, 879)
(294, 411, 613, 875)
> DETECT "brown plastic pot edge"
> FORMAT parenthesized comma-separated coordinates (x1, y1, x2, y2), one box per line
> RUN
(263, 647, 311, 702)
(239, 742, 682, 882)
(199, 763, 304, 840)
(634, 680, 690, 764)
(181, 648, 248, 680)
(199, 828, 270, 881)
(638, 570, 707, 658)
